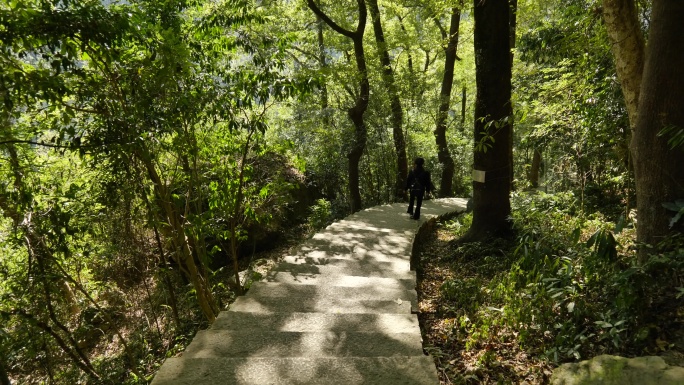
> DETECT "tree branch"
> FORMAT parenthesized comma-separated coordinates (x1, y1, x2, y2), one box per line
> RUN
(288, 46, 321, 63)
(433, 16, 447, 39)
(2, 309, 100, 380)
(307, 0, 356, 38)
(0, 139, 115, 149)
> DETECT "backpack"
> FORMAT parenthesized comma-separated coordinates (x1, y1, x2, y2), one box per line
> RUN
(411, 170, 424, 192)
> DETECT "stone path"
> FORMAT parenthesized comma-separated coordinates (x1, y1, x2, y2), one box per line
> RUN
(152, 198, 468, 385)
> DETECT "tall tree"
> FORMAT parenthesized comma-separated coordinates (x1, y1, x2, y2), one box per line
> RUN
(632, 0, 684, 256)
(509, 0, 517, 65)
(462, 0, 513, 241)
(0, 360, 9, 385)
(508, 0, 517, 183)
(315, 0, 331, 127)
(528, 148, 542, 188)
(308, 0, 369, 212)
(366, 0, 408, 201)
(433, 7, 461, 197)
(602, 0, 645, 130)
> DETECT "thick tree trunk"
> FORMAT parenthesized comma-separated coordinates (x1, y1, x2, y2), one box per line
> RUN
(0, 359, 10, 385)
(462, 0, 513, 241)
(346, 28, 369, 213)
(602, 0, 645, 129)
(632, 0, 684, 258)
(528, 147, 542, 188)
(308, 0, 369, 213)
(434, 8, 461, 197)
(366, 0, 408, 201)
(508, 0, 517, 184)
(347, 70, 369, 212)
(509, 0, 517, 65)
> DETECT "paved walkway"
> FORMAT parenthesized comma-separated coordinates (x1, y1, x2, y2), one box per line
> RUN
(152, 198, 468, 385)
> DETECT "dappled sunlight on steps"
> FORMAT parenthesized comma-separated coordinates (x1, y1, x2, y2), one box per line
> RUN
(151, 198, 468, 385)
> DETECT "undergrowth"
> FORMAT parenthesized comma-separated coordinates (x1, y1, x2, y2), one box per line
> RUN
(419, 191, 684, 384)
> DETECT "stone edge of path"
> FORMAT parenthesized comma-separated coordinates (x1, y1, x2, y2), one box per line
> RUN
(410, 199, 468, 271)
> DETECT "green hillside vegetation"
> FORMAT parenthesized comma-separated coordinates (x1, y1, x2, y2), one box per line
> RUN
(0, 0, 682, 383)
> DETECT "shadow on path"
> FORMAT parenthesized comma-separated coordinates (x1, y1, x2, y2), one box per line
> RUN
(151, 198, 467, 385)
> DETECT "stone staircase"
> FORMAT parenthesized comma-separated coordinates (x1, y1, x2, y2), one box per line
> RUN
(151, 198, 468, 385)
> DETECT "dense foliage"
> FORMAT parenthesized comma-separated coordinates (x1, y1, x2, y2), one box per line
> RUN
(422, 192, 684, 383)
(0, 0, 681, 383)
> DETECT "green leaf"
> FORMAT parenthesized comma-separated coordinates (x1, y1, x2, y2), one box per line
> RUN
(571, 227, 581, 243)
(614, 216, 625, 234)
(663, 202, 681, 212)
(594, 321, 612, 328)
(586, 230, 599, 248)
(670, 209, 684, 228)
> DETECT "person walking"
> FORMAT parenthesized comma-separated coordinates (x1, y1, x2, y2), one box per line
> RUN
(405, 157, 432, 220)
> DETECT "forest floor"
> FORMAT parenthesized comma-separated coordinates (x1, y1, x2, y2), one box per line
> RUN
(416, 220, 554, 385)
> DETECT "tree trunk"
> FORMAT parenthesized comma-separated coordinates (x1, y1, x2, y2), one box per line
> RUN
(315, 3, 330, 126)
(59, 280, 80, 317)
(509, 0, 517, 66)
(508, 0, 517, 184)
(366, 0, 408, 201)
(228, 127, 256, 296)
(602, 0, 645, 129)
(632, 0, 684, 258)
(461, 85, 466, 124)
(151, 221, 181, 331)
(434, 7, 461, 198)
(0, 359, 10, 385)
(528, 147, 542, 188)
(462, 0, 513, 241)
(308, 0, 369, 213)
(139, 151, 218, 323)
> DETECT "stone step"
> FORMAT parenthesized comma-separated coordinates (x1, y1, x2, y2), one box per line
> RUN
(210, 311, 420, 333)
(265, 272, 416, 290)
(247, 281, 417, 303)
(229, 295, 412, 314)
(286, 245, 412, 264)
(281, 255, 410, 274)
(325, 220, 416, 233)
(182, 330, 424, 358)
(268, 262, 416, 280)
(151, 356, 439, 385)
(306, 231, 414, 256)
(246, 281, 418, 313)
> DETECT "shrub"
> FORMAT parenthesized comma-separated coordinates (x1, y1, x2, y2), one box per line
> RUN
(455, 192, 684, 364)
(307, 199, 333, 230)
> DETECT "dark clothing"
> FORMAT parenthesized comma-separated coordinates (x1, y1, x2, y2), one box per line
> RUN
(408, 189, 424, 218)
(406, 168, 432, 219)
(405, 168, 432, 193)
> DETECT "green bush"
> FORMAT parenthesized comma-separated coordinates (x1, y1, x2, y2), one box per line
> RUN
(456, 192, 684, 364)
(307, 199, 333, 230)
